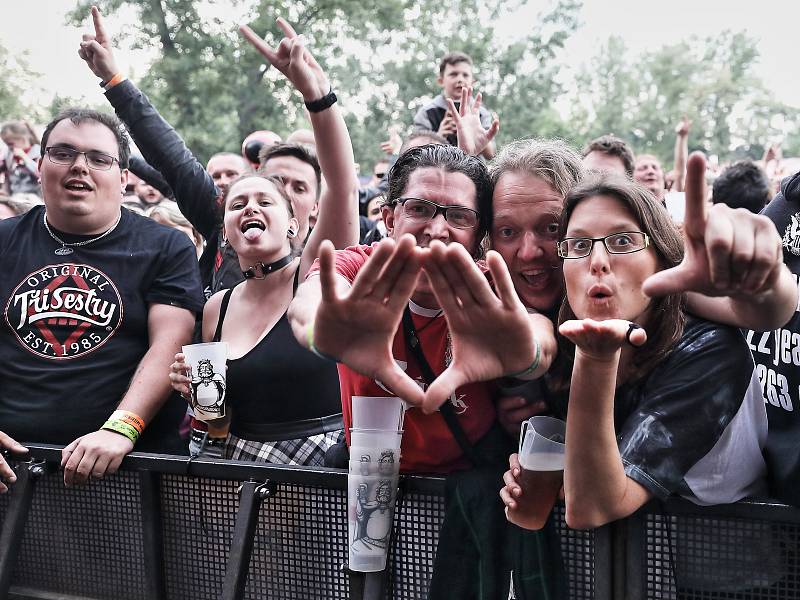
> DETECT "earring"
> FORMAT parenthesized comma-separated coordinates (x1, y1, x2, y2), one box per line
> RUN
(220, 235, 228, 248)
(287, 229, 296, 239)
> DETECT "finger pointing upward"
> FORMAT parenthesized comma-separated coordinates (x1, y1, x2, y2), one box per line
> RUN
(275, 17, 298, 38)
(682, 152, 708, 240)
(91, 6, 109, 44)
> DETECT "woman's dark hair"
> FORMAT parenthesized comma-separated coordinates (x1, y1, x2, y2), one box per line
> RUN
(552, 173, 686, 388)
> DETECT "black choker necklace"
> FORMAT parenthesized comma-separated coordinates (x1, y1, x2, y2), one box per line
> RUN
(242, 254, 294, 279)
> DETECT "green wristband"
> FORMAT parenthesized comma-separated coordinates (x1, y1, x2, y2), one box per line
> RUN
(506, 338, 541, 379)
(102, 418, 140, 445)
(306, 322, 339, 362)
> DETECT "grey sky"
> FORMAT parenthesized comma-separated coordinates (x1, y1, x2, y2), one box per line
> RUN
(2, 0, 798, 115)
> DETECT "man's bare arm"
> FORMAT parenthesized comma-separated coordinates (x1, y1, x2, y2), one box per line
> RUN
(61, 303, 195, 485)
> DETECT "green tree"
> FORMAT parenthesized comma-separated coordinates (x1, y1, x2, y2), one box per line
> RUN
(67, 0, 581, 168)
(0, 43, 42, 122)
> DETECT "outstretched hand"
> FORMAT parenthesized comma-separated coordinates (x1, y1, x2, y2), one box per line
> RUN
(312, 235, 427, 406)
(78, 6, 120, 82)
(559, 318, 647, 362)
(643, 152, 784, 298)
(420, 244, 537, 413)
(239, 18, 329, 102)
(447, 86, 499, 157)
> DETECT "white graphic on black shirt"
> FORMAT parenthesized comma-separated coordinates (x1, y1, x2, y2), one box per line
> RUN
(5, 263, 122, 360)
(782, 213, 800, 256)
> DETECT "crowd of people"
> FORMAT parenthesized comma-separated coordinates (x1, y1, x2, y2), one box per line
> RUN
(1, 7, 799, 597)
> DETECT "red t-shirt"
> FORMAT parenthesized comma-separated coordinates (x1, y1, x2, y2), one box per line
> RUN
(308, 244, 496, 473)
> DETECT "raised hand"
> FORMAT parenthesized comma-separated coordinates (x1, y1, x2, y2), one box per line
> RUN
(447, 86, 499, 157)
(421, 243, 538, 413)
(380, 125, 403, 155)
(239, 18, 329, 102)
(312, 235, 427, 406)
(675, 115, 691, 137)
(643, 152, 784, 298)
(559, 318, 646, 362)
(77, 6, 120, 82)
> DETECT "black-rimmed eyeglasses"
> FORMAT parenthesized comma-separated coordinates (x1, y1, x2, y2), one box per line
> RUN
(557, 231, 650, 259)
(45, 146, 119, 171)
(393, 197, 479, 230)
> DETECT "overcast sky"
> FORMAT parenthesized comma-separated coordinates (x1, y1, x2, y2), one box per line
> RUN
(2, 0, 798, 115)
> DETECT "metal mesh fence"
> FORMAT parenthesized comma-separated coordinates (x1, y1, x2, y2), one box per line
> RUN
(9, 469, 147, 599)
(644, 511, 800, 599)
(553, 504, 596, 599)
(3, 454, 799, 600)
(160, 474, 240, 600)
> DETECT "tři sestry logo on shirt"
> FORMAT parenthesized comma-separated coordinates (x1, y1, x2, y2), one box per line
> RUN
(5, 263, 122, 360)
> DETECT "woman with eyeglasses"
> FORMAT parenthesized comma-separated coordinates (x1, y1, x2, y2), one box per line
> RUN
(501, 173, 768, 530)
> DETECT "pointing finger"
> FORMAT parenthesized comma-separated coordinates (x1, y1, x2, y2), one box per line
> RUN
(276, 17, 298, 38)
(238, 24, 278, 65)
(91, 6, 109, 43)
(683, 152, 708, 240)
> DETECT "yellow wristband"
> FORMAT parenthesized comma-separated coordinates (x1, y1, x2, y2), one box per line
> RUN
(102, 418, 140, 444)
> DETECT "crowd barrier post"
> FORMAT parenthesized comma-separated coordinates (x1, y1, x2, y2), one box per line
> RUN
(0, 455, 45, 598)
(221, 479, 276, 600)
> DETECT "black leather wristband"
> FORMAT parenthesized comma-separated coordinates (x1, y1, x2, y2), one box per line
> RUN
(304, 88, 337, 113)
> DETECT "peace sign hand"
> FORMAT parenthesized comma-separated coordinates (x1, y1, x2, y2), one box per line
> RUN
(239, 18, 330, 102)
(447, 86, 499, 157)
(643, 152, 783, 298)
(78, 6, 120, 82)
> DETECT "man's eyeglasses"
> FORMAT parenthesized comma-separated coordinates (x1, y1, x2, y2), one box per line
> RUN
(45, 146, 119, 171)
(393, 197, 479, 229)
(558, 231, 650, 259)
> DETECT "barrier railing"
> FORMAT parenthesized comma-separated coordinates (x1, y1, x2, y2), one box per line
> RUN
(0, 445, 798, 600)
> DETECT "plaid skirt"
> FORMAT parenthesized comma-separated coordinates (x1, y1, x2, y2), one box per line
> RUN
(224, 428, 345, 466)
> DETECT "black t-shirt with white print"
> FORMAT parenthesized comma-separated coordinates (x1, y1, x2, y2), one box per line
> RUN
(0, 206, 204, 446)
(755, 172, 800, 506)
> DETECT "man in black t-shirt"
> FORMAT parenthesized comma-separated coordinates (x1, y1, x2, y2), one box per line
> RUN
(0, 107, 203, 491)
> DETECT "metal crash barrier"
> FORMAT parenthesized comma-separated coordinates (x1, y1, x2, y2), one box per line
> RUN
(0, 445, 798, 600)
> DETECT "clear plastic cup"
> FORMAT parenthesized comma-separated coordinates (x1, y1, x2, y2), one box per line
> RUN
(515, 416, 566, 530)
(347, 471, 399, 572)
(349, 428, 403, 451)
(181, 342, 228, 421)
(352, 396, 406, 431)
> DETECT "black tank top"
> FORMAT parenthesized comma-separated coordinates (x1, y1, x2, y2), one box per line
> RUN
(213, 266, 342, 441)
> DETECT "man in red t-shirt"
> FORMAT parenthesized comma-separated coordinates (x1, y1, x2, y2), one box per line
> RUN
(290, 144, 556, 473)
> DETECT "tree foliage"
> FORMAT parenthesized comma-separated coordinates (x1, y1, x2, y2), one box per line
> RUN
(570, 32, 799, 167)
(64, 1, 797, 170)
(0, 43, 42, 122)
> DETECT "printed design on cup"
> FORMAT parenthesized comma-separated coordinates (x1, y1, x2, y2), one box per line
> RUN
(188, 359, 226, 417)
(352, 479, 394, 552)
(782, 213, 800, 257)
(5, 263, 122, 360)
